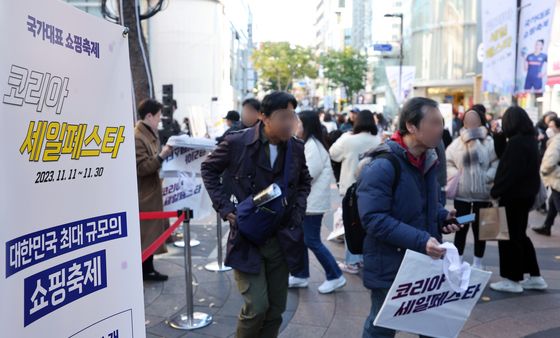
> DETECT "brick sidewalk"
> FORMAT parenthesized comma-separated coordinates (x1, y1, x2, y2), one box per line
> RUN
(144, 198, 560, 338)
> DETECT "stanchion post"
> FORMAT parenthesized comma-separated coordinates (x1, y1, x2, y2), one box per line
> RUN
(204, 212, 232, 272)
(168, 209, 212, 330)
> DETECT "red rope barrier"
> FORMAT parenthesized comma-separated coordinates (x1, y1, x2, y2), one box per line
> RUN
(139, 211, 182, 220)
(140, 211, 188, 262)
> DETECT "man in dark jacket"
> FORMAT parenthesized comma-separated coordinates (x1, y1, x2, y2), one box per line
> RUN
(216, 110, 241, 144)
(216, 99, 262, 144)
(357, 97, 462, 338)
(201, 91, 311, 338)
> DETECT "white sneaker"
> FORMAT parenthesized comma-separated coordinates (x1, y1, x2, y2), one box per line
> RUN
(288, 276, 309, 288)
(520, 276, 548, 290)
(490, 279, 524, 293)
(318, 276, 347, 294)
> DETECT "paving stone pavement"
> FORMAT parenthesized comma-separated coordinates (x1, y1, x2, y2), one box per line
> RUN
(144, 191, 560, 338)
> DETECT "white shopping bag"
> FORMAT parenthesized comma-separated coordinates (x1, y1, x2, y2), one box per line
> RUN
(327, 207, 345, 241)
(374, 245, 491, 338)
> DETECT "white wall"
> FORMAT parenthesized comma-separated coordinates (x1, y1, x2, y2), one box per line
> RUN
(148, 0, 239, 138)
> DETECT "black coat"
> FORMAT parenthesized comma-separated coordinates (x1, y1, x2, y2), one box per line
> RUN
(491, 134, 540, 204)
(201, 123, 312, 274)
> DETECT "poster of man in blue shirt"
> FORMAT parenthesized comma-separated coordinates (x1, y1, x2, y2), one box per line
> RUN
(524, 39, 548, 91)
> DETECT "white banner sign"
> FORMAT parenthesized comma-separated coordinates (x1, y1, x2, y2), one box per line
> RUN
(374, 250, 491, 338)
(482, 0, 517, 95)
(385, 66, 415, 104)
(0, 0, 145, 337)
(161, 141, 215, 221)
(515, 0, 556, 93)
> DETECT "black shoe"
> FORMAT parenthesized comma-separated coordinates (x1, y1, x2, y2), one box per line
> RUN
(143, 270, 169, 281)
(532, 226, 551, 236)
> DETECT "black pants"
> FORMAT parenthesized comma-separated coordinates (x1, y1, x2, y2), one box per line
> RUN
(142, 255, 155, 275)
(453, 200, 492, 258)
(499, 198, 541, 281)
(544, 189, 560, 228)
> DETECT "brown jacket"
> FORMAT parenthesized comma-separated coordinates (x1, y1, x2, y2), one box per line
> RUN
(135, 121, 167, 254)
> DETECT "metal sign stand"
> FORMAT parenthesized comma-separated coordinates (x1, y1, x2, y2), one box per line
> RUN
(205, 213, 232, 272)
(168, 209, 212, 330)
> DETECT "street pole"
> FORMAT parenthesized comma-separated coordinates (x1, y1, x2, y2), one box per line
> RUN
(385, 13, 404, 105)
(399, 14, 404, 105)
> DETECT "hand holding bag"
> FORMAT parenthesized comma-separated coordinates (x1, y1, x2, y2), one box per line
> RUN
(236, 140, 293, 246)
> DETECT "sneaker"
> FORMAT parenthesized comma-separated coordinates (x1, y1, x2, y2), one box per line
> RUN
(318, 276, 347, 294)
(520, 276, 548, 290)
(338, 262, 360, 275)
(288, 276, 309, 288)
(532, 226, 551, 236)
(143, 270, 169, 282)
(490, 279, 523, 293)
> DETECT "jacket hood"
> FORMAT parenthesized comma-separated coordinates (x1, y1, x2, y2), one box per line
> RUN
(355, 141, 438, 178)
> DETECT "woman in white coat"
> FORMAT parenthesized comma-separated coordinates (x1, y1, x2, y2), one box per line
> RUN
(289, 110, 347, 294)
(446, 106, 499, 269)
(329, 110, 381, 274)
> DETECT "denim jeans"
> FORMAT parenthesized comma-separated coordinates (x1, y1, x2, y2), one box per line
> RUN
(293, 214, 342, 280)
(345, 240, 363, 265)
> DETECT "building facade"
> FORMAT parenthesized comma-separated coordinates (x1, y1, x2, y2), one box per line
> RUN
(147, 0, 255, 138)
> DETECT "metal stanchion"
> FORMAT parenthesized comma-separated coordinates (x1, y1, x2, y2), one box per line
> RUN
(173, 216, 200, 248)
(168, 209, 212, 330)
(204, 213, 232, 272)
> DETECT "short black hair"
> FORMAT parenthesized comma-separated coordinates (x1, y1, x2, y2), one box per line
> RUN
(242, 98, 261, 112)
(537, 39, 545, 44)
(398, 97, 439, 135)
(138, 98, 163, 120)
(353, 110, 378, 135)
(502, 106, 537, 138)
(226, 110, 240, 122)
(260, 91, 298, 117)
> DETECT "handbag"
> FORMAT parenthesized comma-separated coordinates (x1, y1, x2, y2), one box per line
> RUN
(236, 140, 292, 246)
(531, 180, 548, 211)
(446, 170, 461, 200)
(479, 201, 510, 241)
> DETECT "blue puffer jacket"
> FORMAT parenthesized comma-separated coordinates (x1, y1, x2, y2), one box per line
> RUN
(356, 140, 449, 290)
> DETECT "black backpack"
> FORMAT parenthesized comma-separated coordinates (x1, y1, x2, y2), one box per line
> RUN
(342, 152, 401, 255)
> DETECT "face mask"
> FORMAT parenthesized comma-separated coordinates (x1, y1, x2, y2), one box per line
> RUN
(546, 128, 555, 139)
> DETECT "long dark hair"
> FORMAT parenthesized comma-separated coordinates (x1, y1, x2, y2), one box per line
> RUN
(353, 110, 378, 135)
(299, 110, 327, 148)
(502, 106, 537, 138)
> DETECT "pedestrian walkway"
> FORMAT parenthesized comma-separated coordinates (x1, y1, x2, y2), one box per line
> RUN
(144, 205, 560, 338)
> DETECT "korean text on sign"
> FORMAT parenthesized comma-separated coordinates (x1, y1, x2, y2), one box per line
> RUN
(6, 212, 127, 277)
(24, 250, 107, 326)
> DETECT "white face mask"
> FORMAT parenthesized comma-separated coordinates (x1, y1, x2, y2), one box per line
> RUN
(546, 127, 556, 139)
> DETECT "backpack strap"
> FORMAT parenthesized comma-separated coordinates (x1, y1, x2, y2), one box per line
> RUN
(371, 153, 401, 194)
